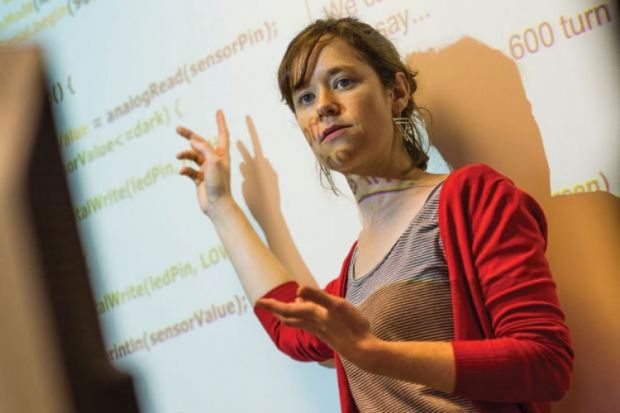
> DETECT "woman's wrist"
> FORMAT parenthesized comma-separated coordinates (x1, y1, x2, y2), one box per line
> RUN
(206, 195, 239, 221)
(351, 339, 455, 393)
(354, 336, 388, 374)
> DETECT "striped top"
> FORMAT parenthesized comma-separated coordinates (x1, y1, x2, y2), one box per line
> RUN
(343, 184, 476, 412)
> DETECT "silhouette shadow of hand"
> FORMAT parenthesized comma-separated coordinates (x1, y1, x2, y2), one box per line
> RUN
(237, 115, 281, 226)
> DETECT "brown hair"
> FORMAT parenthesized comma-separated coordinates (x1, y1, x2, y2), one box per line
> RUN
(277, 17, 429, 191)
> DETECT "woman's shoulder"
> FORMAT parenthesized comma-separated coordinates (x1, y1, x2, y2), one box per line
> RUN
(442, 163, 520, 196)
(441, 163, 534, 213)
(444, 163, 512, 186)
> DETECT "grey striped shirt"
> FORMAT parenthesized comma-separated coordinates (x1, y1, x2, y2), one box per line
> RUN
(343, 185, 476, 412)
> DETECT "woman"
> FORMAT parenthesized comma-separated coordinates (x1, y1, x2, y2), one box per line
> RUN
(175, 17, 572, 413)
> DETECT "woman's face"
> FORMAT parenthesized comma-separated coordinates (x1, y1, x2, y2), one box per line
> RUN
(292, 37, 407, 176)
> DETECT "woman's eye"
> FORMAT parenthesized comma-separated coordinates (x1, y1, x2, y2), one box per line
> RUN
(298, 92, 314, 105)
(335, 78, 353, 89)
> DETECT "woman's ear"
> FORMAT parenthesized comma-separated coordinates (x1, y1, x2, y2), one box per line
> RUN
(391, 72, 411, 116)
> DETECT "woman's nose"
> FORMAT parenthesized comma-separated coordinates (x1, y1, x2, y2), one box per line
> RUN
(317, 89, 340, 118)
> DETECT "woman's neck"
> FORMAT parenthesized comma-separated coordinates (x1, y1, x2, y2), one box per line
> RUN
(346, 170, 444, 228)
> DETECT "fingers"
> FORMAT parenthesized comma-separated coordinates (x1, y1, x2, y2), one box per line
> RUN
(236, 140, 252, 163)
(256, 298, 323, 320)
(179, 166, 203, 184)
(176, 125, 204, 142)
(176, 113, 229, 185)
(245, 115, 264, 158)
(297, 286, 339, 310)
(178, 110, 230, 160)
(176, 125, 216, 159)
(216, 110, 230, 155)
(176, 149, 203, 165)
(256, 288, 339, 317)
(256, 298, 298, 316)
(190, 137, 216, 159)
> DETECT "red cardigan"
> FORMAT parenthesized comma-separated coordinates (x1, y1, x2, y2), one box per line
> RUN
(254, 164, 573, 412)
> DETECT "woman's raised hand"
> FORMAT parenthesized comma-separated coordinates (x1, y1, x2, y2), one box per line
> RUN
(176, 110, 233, 217)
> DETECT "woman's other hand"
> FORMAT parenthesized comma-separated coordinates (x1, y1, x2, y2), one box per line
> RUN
(257, 286, 457, 393)
(176, 110, 233, 217)
(237, 115, 281, 226)
(256, 286, 376, 368)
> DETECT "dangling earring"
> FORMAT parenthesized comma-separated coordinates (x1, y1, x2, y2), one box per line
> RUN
(393, 116, 427, 168)
(393, 117, 417, 147)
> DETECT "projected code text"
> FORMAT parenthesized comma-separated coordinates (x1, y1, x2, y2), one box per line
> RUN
(107, 293, 249, 362)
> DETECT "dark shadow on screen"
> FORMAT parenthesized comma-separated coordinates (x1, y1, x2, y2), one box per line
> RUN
(408, 37, 620, 413)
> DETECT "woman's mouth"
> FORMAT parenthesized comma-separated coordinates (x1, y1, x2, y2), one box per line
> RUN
(321, 124, 351, 142)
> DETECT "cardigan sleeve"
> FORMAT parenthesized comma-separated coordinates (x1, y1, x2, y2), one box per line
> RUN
(449, 166, 574, 402)
(253, 280, 336, 362)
